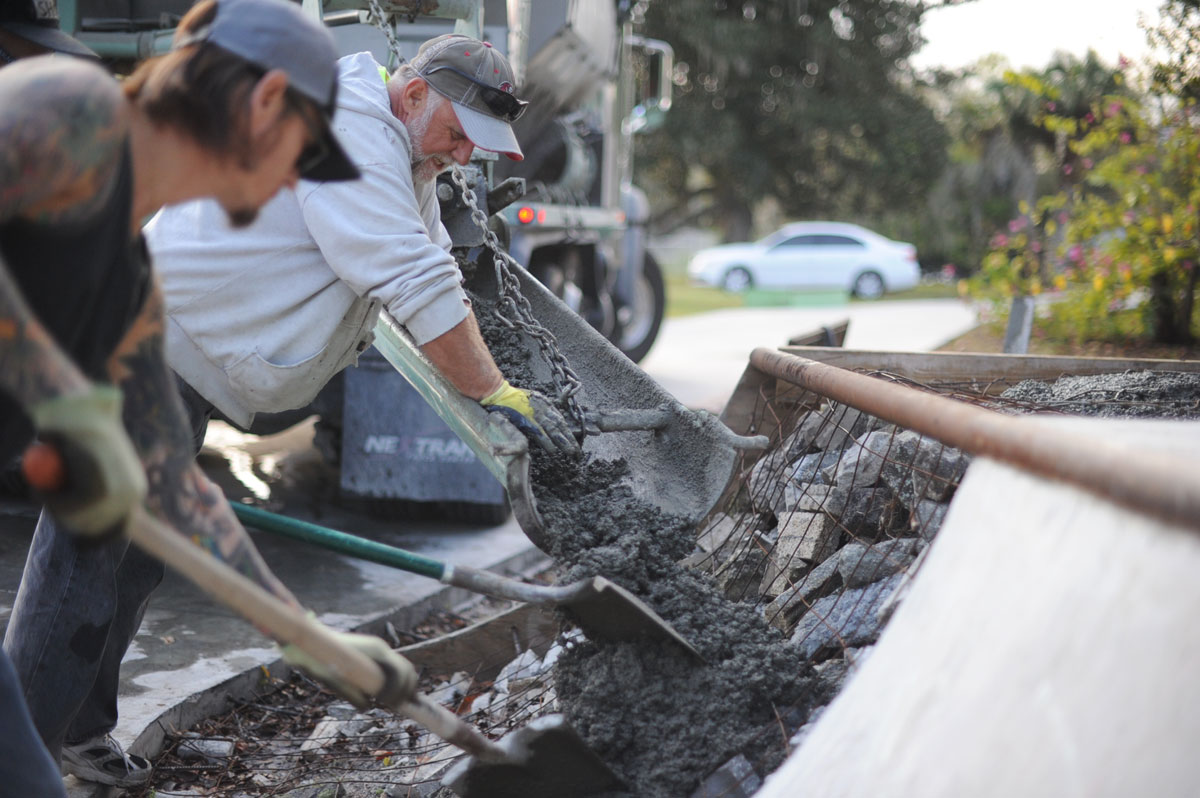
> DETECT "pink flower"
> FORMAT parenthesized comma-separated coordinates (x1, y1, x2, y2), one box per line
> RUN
(1063, 163, 1073, 175)
(1058, 212, 1069, 224)
(1120, 131, 1132, 144)
(1123, 211, 1135, 224)
(1047, 101, 1057, 111)
(1069, 245, 1083, 262)
(1136, 165, 1148, 175)
(1008, 218, 1025, 232)
(1031, 241, 1042, 253)
(1119, 55, 1131, 68)
(1082, 158, 1093, 169)
(1107, 101, 1123, 117)
(1085, 112, 1095, 124)
(993, 233, 1009, 248)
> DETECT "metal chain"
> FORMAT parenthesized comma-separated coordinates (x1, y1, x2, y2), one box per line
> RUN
(450, 166, 587, 431)
(365, 0, 404, 69)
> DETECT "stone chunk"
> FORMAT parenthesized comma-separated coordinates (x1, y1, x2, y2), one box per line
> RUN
(773, 480, 837, 515)
(879, 430, 970, 507)
(794, 403, 873, 454)
(790, 573, 905, 660)
(689, 754, 762, 798)
(788, 449, 848, 486)
(821, 485, 907, 539)
(825, 429, 898, 488)
(695, 513, 743, 554)
(910, 499, 950, 540)
(714, 540, 768, 602)
(763, 552, 843, 631)
(759, 512, 841, 596)
(835, 538, 919, 588)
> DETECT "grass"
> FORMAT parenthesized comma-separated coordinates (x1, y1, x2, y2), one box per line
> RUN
(665, 273, 744, 317)
(664, 275, 962, 318)
(938, 320, 1200, 360)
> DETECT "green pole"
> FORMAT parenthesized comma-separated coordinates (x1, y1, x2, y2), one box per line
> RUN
(230, 503, 447, 581)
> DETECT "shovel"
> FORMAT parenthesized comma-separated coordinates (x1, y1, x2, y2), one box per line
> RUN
(231, 502, 703, 661)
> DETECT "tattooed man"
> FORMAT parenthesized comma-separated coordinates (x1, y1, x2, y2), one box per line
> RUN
(0, 0, 416, 788)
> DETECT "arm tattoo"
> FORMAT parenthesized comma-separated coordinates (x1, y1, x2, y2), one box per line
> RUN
(0, 58, 125, 226)
(108, 282, 300, 608)
(0, 256, 90, 404)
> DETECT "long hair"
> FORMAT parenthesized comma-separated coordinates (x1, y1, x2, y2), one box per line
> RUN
(122, 0, 265, 163)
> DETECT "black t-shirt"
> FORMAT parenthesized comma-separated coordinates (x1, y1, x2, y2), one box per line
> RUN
(0, 141, 151, 463)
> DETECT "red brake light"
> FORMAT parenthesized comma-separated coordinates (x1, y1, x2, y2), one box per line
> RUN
(517, 206, 535, 224)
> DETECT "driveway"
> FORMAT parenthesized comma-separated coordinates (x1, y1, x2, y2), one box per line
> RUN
(639, 298, 980, 412)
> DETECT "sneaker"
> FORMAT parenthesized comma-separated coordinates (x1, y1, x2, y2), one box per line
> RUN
(61, 734, 152, 787)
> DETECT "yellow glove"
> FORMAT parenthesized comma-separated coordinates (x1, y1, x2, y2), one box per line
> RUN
(480, 380, 581, 456)
(27, 385, 147, 537)
(280, 624, 418, 710)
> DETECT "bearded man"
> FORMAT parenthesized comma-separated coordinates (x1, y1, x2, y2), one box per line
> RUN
(145, 34, 576, 458)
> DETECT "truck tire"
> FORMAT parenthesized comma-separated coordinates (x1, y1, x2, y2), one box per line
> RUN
(616, 252, 666, 363)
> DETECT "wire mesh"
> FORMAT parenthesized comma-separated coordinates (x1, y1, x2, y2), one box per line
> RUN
(697, 360, 1200, 671)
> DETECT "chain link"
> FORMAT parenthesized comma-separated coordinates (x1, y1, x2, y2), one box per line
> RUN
(451, 167, 588, 431)
(365, 0, 404, 69)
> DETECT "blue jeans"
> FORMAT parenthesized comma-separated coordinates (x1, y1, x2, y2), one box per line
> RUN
(2, 376, 212, 760)
(0, 649, 66, 796)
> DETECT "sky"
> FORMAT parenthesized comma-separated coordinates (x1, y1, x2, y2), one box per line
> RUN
(909, 0, 1163, 72)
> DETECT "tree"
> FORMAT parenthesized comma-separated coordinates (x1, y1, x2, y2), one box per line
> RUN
(970, 1, 1200, 346)
(636, 0, 954, 243)
(922, 52, 1127, 276)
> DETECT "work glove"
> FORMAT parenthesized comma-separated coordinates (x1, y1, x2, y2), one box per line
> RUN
(26, 385, 147, 537)
(479, 380, 581, 457)
(280, 624, 418, 710)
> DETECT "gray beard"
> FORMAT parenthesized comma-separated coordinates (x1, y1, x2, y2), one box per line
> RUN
(406, 97, 449, 186)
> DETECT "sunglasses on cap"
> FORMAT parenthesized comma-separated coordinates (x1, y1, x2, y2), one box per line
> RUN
(420, 65, 528, 123)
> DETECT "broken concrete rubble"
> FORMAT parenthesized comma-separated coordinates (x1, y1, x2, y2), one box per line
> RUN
(791, 573, 906, 659)
(759, 511, 841, 596)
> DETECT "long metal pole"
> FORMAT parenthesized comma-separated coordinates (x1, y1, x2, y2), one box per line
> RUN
(749, 348, 1200, 533)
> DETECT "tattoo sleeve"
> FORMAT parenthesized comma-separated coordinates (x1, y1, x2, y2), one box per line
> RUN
(0, 58, 125, 226)
(108, 279, 301, 611)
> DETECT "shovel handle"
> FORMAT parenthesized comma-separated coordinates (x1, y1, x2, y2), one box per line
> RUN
(231, 503, 446, 580)
(125, 508, 506, 760)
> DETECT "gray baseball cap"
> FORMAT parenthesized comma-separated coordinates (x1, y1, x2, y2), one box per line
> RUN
(412, 34, 526, 162)
(0, 0, 98, 58)
(177, 0, 358, 182)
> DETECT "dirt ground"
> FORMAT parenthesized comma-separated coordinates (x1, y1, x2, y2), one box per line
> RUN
(937, 322, 1200, 361)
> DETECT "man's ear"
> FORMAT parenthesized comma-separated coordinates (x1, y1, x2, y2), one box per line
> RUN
(398, 77, 428, 121)
(247, 69, 292, 138)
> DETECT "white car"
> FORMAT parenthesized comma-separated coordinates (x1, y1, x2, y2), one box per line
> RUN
(687, 222, 920, 299)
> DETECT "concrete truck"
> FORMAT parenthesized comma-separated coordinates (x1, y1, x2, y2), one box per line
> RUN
(62, 0, 673, 519)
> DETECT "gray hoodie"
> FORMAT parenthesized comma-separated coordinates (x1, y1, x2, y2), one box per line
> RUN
(146, 51, 470, 428)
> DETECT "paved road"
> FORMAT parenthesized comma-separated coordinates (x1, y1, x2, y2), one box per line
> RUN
(641, 298, 979, 412)
(0, 297, 977, 795)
